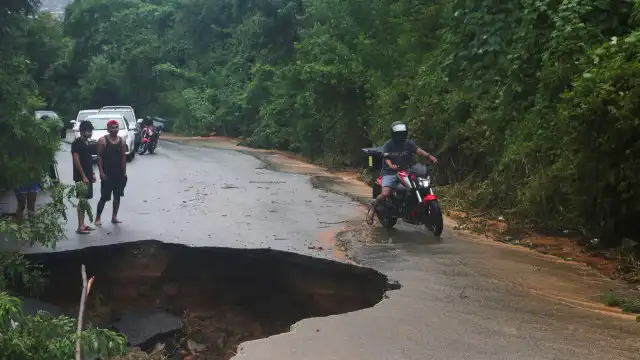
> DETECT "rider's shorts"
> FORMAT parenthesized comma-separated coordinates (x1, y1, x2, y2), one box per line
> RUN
(381, 175, 397, 187)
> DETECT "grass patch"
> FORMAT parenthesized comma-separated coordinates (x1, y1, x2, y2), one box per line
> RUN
(601, 291, 640, 313)
(616, 248, 640, 283)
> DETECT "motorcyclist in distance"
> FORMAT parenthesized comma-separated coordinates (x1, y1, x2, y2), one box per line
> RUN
(366, 121, 438, 225)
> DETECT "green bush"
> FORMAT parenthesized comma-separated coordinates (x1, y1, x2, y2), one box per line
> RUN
(0, 293, 127, 360)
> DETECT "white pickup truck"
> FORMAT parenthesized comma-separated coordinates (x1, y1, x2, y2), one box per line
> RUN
(35, 110, 65, 139)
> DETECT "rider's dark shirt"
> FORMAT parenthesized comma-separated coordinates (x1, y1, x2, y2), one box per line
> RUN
(381, 139, 418, 176)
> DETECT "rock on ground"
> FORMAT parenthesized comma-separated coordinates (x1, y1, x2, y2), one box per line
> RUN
(112, 347, 167, 360)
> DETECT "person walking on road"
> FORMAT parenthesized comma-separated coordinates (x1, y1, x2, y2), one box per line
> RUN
(95, 119, 127, 226)
(72, 120, 96, 234)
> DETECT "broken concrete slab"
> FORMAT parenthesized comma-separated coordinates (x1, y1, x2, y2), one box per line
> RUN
(112, 308, 183, 348)
(17, 296, 67, 317)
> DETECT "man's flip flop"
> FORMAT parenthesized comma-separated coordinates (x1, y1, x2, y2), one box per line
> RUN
(76, 228, 90, 234)
(111, 219, 122, 224)
(365, 205, 375, 225)
(81, 225, 95, 231)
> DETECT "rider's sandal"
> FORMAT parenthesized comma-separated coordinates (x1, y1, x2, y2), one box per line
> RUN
(365, 202, 376, 225)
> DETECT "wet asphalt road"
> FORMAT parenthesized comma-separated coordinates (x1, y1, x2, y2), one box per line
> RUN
(2, 136, 639, 359)
(17, 140, 359, 257)
(236, 226, 640, 360)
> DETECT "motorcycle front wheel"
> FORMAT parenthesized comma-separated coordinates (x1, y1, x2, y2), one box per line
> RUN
(426, 201, 444, 236)
(138, 143, 148, 155)
(376, 201, 398, 229)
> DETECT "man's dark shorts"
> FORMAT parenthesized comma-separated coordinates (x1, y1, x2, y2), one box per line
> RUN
(100, 176, 125, 202)
(75, 182, 94, 200)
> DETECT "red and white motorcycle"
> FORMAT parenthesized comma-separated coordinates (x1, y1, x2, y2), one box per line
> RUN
(137, 124, 159, 155)
(364, 148, 444, 236)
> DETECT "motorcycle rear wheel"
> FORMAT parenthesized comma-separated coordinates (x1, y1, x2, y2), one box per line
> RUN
(377, 212, 398, 228)
(426, 201, 444, 236)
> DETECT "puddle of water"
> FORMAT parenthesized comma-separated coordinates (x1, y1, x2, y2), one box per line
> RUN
(366, 226, 442, 246)
(335, 223, 442, 249)
(309, 175, 371, 204)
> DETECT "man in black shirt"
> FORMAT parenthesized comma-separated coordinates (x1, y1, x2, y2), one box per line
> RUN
(71, 120, 96, 234)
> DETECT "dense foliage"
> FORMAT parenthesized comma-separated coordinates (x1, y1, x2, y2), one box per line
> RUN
(0, 6, 62, 190)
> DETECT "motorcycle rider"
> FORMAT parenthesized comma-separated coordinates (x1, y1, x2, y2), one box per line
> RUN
(140, 117, 152, 136)
(366, 121, 438, 225)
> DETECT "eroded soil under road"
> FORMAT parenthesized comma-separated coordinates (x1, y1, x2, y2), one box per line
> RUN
(20, 240, 399, 359)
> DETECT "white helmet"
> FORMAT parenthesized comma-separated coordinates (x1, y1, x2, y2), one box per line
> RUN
(391, 121, 408, 142)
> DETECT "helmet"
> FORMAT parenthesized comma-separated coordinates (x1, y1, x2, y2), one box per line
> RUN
(390, 121, 408, 143)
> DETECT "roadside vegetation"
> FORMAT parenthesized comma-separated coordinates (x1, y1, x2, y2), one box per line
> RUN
(601, 291, 640, 321)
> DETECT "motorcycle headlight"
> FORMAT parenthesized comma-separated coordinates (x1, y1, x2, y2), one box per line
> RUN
(419, 178, 430, 187)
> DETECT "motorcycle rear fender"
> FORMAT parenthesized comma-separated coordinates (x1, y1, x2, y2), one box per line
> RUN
(423, 193, 437, 204)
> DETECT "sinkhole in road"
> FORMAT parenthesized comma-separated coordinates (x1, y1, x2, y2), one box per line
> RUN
(23, 240, 400, 359)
